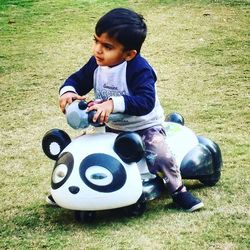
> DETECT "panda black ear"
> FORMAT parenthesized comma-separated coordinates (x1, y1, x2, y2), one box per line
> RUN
(114, 132, 145, 163)
(42, 129, 71, 160)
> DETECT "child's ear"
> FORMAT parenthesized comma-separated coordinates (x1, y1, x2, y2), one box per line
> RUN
(125, 50, 137, 61)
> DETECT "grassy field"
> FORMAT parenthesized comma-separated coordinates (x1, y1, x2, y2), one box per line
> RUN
(0, 0, 249, 249)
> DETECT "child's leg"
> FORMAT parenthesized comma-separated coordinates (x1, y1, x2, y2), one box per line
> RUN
(107, 125, 204, 211)
(138, 126, 186, 194)
(139, 125, 204, 212)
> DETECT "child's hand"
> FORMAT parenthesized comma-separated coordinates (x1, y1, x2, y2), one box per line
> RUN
(87, 99, 114, 124)
(59, 92, 86, 113)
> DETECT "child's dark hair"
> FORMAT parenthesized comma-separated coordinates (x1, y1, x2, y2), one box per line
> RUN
(95, 8, 147, 53)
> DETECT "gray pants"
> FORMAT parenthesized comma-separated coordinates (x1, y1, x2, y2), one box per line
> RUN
(106, 125, 185, 194)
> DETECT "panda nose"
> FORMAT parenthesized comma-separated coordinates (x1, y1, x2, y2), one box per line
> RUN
(69, 186, 80, 194)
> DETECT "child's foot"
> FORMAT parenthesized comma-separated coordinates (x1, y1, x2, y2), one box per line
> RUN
(46, 195, 58, 206)
(172, 191, 204, 212)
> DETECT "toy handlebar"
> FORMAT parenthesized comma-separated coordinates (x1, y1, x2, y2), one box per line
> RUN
(65, 100, 123, 129)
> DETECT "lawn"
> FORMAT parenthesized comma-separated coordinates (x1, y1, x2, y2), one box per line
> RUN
(0, 0, 249, 249)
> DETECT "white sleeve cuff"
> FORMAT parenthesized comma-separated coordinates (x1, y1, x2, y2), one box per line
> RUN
(109, 96, 125, 113)
(59, 86, 77, 96)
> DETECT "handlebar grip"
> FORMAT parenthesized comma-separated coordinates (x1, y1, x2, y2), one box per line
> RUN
(66, 101, 124, 129)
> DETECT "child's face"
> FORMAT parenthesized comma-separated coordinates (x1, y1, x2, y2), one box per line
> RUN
(93, 33, 129, 67)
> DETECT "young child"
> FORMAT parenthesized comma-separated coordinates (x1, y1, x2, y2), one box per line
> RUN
(52, 8, 204, 212)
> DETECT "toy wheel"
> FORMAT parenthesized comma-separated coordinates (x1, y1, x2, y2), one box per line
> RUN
(75, 211, 96, 223)
(165, 112, 184, 125)
(124, 201, 146, 217)
(199, 172, 221, 186)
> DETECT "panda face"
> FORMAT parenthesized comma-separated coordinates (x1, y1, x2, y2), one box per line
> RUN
(46, 132, 143, 211)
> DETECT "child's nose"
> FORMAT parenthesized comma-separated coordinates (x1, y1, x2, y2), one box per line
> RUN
(94, 44, 102, 54)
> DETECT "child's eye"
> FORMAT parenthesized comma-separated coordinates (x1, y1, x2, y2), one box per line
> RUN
(104, 45, 112, 50)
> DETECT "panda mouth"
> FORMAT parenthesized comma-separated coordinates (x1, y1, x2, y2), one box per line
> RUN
(69, 186, 80, 194)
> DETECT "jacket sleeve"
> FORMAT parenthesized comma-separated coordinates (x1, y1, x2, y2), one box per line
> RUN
(123, 56, 157, 116)
(59, 56, 97, 96)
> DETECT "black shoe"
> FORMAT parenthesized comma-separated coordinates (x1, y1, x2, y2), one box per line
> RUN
(172, 191, 204, 212)
(46, 195, 58, 206)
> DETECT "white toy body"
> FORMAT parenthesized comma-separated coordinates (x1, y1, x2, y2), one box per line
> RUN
(42, 101, 222, 221)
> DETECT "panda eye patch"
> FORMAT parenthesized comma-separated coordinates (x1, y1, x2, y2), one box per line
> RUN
(51, 152, 74, 189)
(80, 153, 126, 192)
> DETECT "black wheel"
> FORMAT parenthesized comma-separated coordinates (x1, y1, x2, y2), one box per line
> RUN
(165, 112, 184, 125)
(199, 171, 221, 186)
(124, 201, 146, 217)
(197, 136, 222, 186)
(75, 211, 96, 223)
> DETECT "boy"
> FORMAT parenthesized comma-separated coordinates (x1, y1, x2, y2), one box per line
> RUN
(52, 8, 204, 212)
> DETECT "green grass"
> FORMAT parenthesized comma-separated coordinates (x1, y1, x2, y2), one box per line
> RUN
(0, 0, 249, 249)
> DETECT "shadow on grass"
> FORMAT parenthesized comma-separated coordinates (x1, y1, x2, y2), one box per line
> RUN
(2, 180, 214, 233)
(4, 202, 145, 230)
(41, 181, 211, 225)
(50, 181, 211, 224)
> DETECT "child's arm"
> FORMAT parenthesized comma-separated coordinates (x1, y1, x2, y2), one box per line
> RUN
(59, 56, 98, 113)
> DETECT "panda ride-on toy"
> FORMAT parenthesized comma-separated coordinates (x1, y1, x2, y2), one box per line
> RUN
(42, 100, 222, 223)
